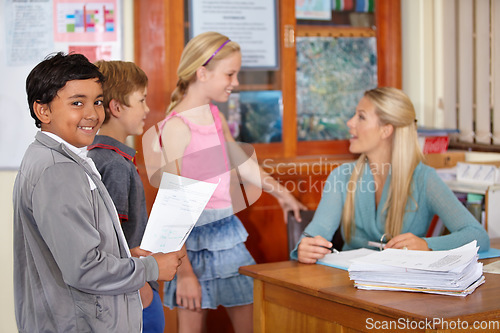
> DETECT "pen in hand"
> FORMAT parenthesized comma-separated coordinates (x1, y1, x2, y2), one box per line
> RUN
(302, 232, 340, 253)
(367, 241, 386, 250)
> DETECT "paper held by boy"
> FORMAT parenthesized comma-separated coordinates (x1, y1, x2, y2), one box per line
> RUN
(140, 172, 219, 253)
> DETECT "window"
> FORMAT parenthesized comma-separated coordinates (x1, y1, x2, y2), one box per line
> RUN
(403, 0, 499, 151)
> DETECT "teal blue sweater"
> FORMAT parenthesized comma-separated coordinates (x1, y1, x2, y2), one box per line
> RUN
(290, 162, 490, 259)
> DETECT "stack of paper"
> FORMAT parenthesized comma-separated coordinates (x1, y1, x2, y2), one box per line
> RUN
(348, 241, 485, 296)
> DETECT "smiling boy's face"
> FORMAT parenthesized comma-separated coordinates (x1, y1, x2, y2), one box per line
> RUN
(40, 78, 105, 147)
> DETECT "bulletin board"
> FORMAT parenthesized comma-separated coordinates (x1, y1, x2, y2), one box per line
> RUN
(0, 0, 123, 169)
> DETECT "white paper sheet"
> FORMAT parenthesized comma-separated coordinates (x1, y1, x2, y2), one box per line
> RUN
(483, 260, 500, 274)
(140, 173, 220, 253)
(350, 241, 478, 272)
(317, 248, 377, 271)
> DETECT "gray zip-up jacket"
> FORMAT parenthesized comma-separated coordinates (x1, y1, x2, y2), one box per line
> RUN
(13, 132, 159, 332)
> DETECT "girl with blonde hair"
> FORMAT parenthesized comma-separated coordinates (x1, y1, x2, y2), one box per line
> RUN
(159, 31, 305, 333)
(293, 87, 489, 263)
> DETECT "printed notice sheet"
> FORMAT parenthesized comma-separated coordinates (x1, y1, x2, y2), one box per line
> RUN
(140, 173, 219, 253)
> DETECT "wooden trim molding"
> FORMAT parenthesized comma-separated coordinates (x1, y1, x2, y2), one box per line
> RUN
(280, 0, 298, 158)
(297, 26, 376, 38)
(375, 0, 402, 88)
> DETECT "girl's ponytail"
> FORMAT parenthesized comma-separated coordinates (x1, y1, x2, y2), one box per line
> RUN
(167, 79, 189, 114)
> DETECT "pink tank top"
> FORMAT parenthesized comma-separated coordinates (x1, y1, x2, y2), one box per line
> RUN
(159, 104, 232, 209)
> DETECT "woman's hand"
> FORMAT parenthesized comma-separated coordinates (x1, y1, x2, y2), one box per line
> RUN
(385, 233, 430, 251)
(297, 235, 333, 264)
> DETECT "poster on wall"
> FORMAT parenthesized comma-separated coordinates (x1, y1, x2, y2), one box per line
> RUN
(215, 91, 283, 144)
(296, 37, 377, 141)
(0, 0, 122, 169)
(296, 0, 332, 20)
(189, 0, 278, 70)
(54, 0, 121, 61)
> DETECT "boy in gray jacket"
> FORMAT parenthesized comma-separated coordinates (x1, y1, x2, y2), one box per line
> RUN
(13, 52, 184, 333)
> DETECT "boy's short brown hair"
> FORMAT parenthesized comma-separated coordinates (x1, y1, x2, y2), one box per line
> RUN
(94, 60, 148, 123)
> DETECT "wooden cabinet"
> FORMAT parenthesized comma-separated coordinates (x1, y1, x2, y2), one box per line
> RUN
(133, 1, 401, 332)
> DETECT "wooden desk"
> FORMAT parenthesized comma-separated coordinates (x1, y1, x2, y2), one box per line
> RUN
(240, 240, 500, 333)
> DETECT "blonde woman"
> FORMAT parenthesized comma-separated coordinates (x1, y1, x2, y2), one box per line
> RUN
(292, 87, 489, 264)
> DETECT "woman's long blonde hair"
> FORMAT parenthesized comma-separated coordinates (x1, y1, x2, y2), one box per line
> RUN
(342, 87, 424, 242)
(167, 31, 241, 114)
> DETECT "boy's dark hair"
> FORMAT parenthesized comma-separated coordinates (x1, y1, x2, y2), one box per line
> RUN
(26, 52, 105, 128)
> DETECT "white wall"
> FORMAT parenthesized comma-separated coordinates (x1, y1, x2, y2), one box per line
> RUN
(0, 171, 17, 332)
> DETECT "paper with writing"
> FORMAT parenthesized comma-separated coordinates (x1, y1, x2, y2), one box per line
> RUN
(140, 173, 219, 253)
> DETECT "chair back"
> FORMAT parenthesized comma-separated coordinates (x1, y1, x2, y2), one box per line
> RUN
(287, 210, 344, 254)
